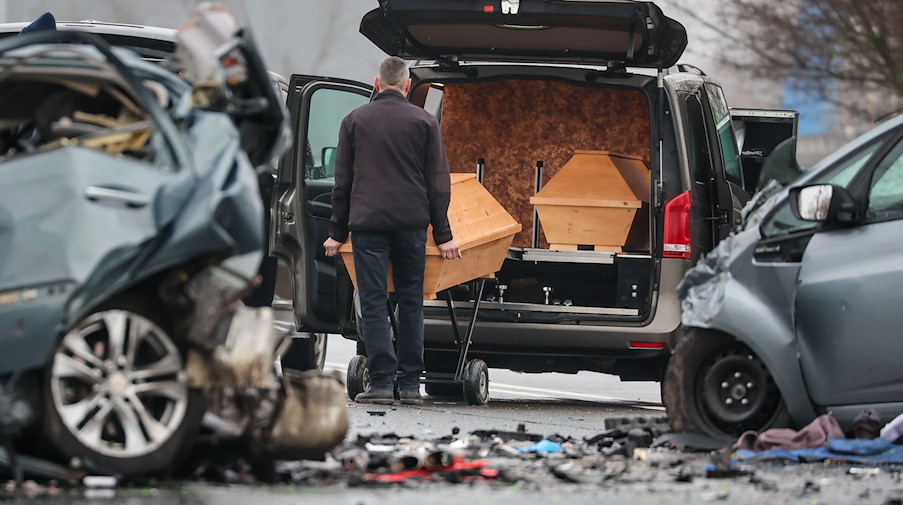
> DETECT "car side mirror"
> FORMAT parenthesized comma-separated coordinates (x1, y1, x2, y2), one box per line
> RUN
(322, 147, 337, 177)
(789, 184, 858, 224)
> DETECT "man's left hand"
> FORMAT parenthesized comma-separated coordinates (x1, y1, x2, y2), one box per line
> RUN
(324, 237, 344, 257)
(437, 239, 462, 260)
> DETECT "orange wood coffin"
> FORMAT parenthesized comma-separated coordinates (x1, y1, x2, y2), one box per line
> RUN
(529, 150, 650, 252)
(339, 173, 521, 299)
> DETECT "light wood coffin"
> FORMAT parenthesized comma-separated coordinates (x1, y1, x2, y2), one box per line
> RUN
(339, 173, 521, 299)
(529, 150, 650, 252)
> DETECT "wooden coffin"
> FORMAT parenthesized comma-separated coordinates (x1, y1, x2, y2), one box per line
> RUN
(339, 173, 521, 299)
(529, 150, 650, 253)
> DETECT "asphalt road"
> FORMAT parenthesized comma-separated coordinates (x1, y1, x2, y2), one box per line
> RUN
(18, 335, 903, 505)
(323, 334, 666, 440)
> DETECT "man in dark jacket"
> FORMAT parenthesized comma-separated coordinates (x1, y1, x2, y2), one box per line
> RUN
(324, 57, 461, 405)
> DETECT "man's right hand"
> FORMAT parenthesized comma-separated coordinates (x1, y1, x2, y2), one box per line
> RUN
(323, 237, 344, 257)
(437, 239, 462, 260)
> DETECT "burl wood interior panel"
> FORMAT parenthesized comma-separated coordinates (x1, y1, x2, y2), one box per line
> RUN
(439, 80, 651, 248)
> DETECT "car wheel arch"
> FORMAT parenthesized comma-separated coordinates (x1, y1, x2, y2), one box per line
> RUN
(681, 320, 815, 429)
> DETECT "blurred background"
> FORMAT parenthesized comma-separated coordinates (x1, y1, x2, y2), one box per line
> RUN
(4, 0, 900, 166)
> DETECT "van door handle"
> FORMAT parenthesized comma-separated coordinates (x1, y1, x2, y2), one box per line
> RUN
(84, 186, 150, 208)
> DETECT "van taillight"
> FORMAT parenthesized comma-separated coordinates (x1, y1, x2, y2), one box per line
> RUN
(663, 191, 692, 259)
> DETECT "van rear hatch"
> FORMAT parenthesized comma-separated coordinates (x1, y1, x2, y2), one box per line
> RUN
(361, 0, 687, 68)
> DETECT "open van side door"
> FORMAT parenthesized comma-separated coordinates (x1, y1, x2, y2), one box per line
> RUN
(271, 75, 372, 332)
(730, 108, 800, 191)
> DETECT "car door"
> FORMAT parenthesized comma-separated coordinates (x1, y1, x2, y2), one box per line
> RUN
(795, 130, 903, 407)
(271, 75, 371, 332)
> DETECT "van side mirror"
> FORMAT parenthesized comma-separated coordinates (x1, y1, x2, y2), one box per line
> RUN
(322, 147, 337, 177)
(789, 184, 858, 224)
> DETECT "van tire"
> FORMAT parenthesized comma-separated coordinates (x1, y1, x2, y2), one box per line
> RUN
(663, 327, 789, 440)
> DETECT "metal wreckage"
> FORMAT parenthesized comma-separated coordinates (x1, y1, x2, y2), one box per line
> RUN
(0, 5, 346, 480)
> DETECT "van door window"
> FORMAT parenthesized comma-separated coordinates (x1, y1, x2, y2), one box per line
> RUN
(305, 88, 368, 180)
(704, 84, 743, 186)
(866, 137, 903, 222)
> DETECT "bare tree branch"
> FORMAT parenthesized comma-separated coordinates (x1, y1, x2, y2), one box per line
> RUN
(718, 0, 903, 122)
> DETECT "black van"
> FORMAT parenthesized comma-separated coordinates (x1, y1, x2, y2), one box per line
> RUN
(272, 0, 797, 395)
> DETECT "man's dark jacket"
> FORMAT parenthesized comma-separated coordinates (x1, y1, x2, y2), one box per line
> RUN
(329, 90, 453, 245)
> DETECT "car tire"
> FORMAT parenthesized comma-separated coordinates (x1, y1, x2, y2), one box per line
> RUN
(663, 327, 790, 440)
(42, 296, 205, 476)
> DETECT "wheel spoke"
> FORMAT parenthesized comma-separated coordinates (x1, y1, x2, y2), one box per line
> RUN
(60, 333, 107, 371)
(53, 353, 103, 384)
(111, 398, 151, 453)
(58, 392, 105, 428)
(125, 316, 149, 369)
(132, 379, 188, 403)
(130, 353, 182, 381)
(124, 392, 171, 444)
(102, 311, 128, 364)
(77, 400, 115, 445)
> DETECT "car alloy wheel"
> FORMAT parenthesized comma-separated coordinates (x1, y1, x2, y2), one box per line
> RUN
(49, 309, 189, 459)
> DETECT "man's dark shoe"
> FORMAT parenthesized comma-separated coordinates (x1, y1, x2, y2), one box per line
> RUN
(399, 389, 423, 405)
(354, 387, 395, 404)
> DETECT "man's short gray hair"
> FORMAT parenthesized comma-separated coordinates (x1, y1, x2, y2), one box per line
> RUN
(379, 56, 409, 88)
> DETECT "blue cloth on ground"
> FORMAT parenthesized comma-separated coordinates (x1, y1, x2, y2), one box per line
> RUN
(517, 439, 562, 453)
(739, 436, 903, 464)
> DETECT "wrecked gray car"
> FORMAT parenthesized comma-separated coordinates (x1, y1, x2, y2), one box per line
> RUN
(664, 112, 903, 439)
(0, 25, 289, 476)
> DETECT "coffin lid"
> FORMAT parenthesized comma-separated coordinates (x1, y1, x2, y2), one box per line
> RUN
(360, 0, 687, 68)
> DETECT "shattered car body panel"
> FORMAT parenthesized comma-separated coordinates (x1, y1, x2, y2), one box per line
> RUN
(0, 35, 266, 366)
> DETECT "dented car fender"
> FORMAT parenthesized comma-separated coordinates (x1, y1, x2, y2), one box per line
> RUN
(679, 226, 817, 427)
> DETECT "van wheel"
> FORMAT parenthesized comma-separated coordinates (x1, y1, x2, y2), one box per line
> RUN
(663, 328, 789, 439)
(43, 298, 204, 476)
(346, 355, 370, 400)
(462, 359, 489, 405)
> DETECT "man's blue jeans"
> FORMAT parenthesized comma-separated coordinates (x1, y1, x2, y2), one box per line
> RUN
(351, 229, 426, 390)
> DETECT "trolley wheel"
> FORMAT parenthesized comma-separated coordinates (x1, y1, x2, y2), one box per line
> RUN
(347, 355, 370, 400)
(425, 381, 463, 398)
(462, 359, 489, 405)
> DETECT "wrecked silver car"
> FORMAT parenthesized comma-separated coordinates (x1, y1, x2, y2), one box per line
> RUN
(664, 112, 903, 440)
(0, 23, 289, 475)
